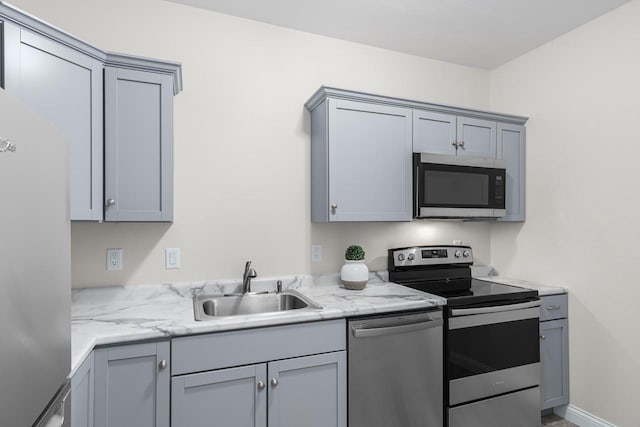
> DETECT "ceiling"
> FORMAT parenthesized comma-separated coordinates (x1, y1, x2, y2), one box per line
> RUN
(165, 0, 630, 69)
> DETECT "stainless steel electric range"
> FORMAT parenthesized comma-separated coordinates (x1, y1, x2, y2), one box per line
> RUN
(388, 245, 541, 427)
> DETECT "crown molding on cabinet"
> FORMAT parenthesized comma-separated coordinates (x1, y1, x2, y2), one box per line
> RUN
(0, 1, 183, 95)
(305, 86, 529, 125)
(0, 1, 106, 60)
(105, 52, 183, 95)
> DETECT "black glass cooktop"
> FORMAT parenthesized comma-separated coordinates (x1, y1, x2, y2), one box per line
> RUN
(400, 278, 538, 308)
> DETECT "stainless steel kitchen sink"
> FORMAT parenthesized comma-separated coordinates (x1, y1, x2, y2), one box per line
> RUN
(193, 290, 322, 320)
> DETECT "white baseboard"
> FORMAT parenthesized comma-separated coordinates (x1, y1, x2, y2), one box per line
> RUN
(554, 404, 616, 427)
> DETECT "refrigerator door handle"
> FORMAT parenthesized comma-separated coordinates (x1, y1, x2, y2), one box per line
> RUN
(33, 382, 69, 427)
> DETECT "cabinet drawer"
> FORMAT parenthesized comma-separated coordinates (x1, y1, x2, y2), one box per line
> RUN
(540, 294, 568, 321)
(172, 320, 346, 375)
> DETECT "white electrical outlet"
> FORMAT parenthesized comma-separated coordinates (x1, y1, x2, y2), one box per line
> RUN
(165, 248, 181, 269)
(107, 248, 123, 271)
(311, 244, 322, 262)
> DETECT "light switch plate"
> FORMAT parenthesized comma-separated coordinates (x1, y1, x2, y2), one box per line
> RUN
(107, 248, 123, 271)
(166, 248, 181, 269)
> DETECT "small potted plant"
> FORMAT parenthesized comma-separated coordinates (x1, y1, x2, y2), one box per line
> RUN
(341, 245, 369, 290)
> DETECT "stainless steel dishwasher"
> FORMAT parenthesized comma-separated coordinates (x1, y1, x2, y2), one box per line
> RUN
(348, 309, 443, 427)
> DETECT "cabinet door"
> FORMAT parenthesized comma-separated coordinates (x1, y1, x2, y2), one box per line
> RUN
(94, 341, 170, 427)
(71, 352, 94, 427)
(104, 67, 173, 222)
(456, 117, 496, 158)
(328, 99, 412, 221)
(3, 23, 103, 221)
(268, 351, 346, 427)
(412, 110, 457, 154)
(497, 123, 526, 222)
(172, 364, 267, 427)
(540, 319, 569, 410)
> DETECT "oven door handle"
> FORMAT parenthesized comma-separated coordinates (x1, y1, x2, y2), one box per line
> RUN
(450, 300, 541, 317)
(352, 318, 443, 338)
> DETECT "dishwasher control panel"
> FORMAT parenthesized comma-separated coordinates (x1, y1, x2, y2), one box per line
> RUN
(389, 245, 473, 268)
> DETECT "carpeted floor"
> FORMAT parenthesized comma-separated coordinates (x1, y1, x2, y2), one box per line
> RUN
(541, 413, 579, 426)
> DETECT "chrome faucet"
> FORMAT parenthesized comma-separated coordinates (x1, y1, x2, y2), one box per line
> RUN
(242, 261, 257, 294)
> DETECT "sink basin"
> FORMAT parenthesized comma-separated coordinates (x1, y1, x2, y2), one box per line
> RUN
(193, 290, 322, 321)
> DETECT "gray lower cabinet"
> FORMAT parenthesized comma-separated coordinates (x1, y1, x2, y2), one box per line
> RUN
(268, 352, 346, 427)
(93, 341, 170, 427)
(104, 66, 174, 222)
(71, 352, 94, 427)
(308, 98, 413, 222)
(172, 364, 267, 427)
(171, 320, 347, 427)
(497, 124, 526, 222)
(171, 351, 346, 427)
(539, 294, 569, 410)
(2, 21, 103, 221)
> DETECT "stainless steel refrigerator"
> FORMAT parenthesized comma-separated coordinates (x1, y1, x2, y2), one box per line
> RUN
(0, 89, 71, 427)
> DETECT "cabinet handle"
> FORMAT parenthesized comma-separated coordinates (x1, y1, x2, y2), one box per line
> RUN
(257, 381, 266, 390)
(458, 140, 465, 148)
(106, 199, 116, 207)
(540, 335, 546, 340)
(330, 203, 337, 215)
(546, 305, 561, 310)
(451, 141, 458, 148)
(271, 378, 279, 387)
(159, 360, 167, 370)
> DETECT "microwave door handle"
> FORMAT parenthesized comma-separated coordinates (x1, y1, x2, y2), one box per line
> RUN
(450, 300, 541, 317)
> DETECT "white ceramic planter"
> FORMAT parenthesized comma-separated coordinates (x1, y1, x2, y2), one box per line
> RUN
(340, 260, 369, 290)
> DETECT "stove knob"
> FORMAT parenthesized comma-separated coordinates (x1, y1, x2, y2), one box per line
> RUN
(463, 250, 470, 258)
(454, 250, 462, 258)
(407, 253, 415, 261)
(397, 253, 405, 261)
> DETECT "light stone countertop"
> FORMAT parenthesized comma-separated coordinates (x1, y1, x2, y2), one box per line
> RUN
(70, 271, 445, 376)
(475, 276, 567, 296)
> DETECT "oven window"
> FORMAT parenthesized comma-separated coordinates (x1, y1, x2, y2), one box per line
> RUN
(448, 318, 539, 380)
(424, 170, 488, 206)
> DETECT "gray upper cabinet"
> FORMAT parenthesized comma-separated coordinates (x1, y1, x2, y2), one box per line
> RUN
(307, 87, 528, 223)
(2, 21, 103, 221)
(497, 124, 526, 222)
(413, 110, 457, 155)
(94, 341, 170, 427)
(308, 98, 413, 222)
(456, 117, 497, 158)
(172, 364, 268, 427)
(104, 66, 174, 222)
(413, 112, 497, 158)
(1, 4, 182, 222)
(268, 352, 346, 427)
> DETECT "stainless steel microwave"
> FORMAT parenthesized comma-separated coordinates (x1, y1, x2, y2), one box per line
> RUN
(414, 153, 506, 219)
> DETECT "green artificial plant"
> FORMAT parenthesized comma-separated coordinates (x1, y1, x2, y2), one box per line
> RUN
(345, 245, 365, 261)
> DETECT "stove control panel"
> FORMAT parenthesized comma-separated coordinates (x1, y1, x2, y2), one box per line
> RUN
(389, 246, 473, 268)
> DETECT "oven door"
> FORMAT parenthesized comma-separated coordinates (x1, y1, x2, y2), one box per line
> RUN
(447, 300, 540, 406)
(414, 153, 506, 218)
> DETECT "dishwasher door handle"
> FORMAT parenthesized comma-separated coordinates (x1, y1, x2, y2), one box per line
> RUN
(351, 318, 443, 338)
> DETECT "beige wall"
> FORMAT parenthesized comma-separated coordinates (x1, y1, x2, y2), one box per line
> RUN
(9, 0, 491, 287)
(489, 1, 640, 425)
